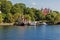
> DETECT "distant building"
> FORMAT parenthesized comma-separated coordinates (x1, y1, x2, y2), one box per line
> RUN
(42, 8, 50, 16)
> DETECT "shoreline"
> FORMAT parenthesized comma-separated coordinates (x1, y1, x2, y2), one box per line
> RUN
(0, 22, 60, 26)
(0, 23, 14, 26)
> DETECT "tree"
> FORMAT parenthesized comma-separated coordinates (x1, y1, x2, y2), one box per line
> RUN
(6, 13, 14, 23)
(11, 3, 26, 14)
(0, 0, 7, 2)
(24, 14, 31, 21)
(35, 10, 45, 21)
(24, 8, 35, 21)
(13, 13, 22, 22)
(46, 11, 60, 24)
(11, 6, 21, 14)
(54, 14, 60, 24)
(0, 14, 3, 23)
(1, 1, 12, 13)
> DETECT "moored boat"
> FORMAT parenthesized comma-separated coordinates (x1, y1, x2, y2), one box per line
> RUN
(29, 22, 37, 26)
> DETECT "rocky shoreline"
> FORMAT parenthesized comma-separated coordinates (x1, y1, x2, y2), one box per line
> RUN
(0, 22, 60, 26)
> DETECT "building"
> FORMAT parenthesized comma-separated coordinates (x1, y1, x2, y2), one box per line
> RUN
(42, 8, 50, 16)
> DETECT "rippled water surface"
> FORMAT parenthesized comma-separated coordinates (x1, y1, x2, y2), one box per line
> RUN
(0, 25, 60, 40)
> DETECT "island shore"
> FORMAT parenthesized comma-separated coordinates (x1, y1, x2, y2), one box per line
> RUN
(0, 22, 60, 26)
(0, 23, 14, 26)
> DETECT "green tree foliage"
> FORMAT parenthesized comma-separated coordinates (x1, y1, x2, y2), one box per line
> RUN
(24, 14, 31, 21)
(11, 6, 21, 14)
(24, 8, 35, 21)
(0, 14, 3, 23)
(11, 3, 26, 14)
(6, 13, 14, 23)
(54, 14, 60, 24)
(0, 0, 7, 2)
(0, 0, 60, 24)
(35, 10, 45, 21)
(13, 13, 22, 22)
(1, 1, 12, 13)
(46, 11, 60, 24)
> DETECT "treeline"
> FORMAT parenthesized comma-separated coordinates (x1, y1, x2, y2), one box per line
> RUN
(0, 0, 60, 24)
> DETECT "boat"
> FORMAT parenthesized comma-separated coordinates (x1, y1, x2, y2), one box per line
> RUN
(29, 22, 37, 26)
(39, 22, 47, 25)
(42, 22, 47, 25)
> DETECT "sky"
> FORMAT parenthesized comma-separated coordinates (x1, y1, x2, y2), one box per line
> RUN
(9, 0, 60, 11)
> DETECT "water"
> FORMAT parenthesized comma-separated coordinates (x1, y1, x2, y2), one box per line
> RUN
(0, 25, 60, 40)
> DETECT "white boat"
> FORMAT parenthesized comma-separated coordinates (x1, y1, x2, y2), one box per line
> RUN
(39, 22, 47, 25)
(30, 22, 37, 26)
(42, 22, 47, 25)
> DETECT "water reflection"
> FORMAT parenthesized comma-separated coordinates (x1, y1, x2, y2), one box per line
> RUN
(0, 25, 60, 40)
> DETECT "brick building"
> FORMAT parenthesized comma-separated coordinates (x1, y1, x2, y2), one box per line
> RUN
(42, 8, 50, 16)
